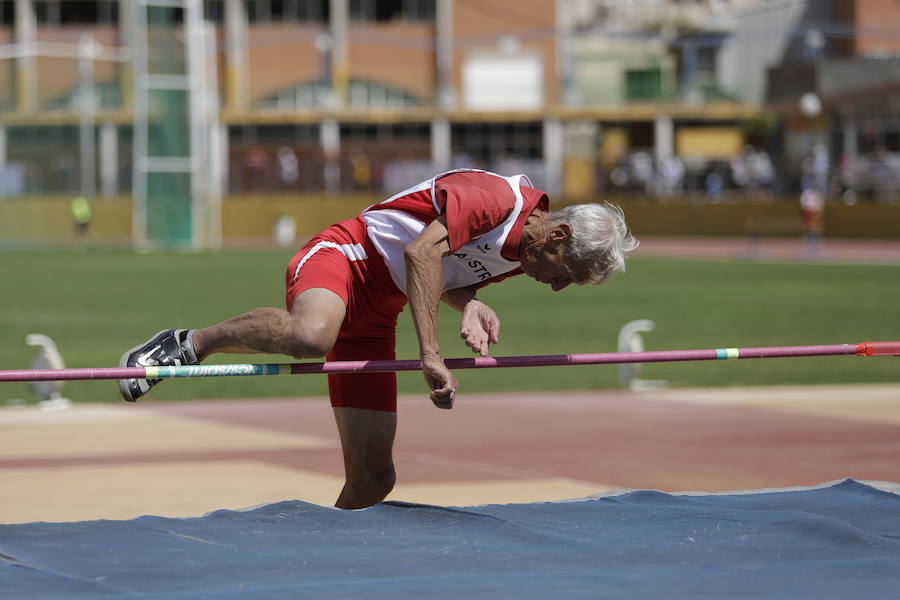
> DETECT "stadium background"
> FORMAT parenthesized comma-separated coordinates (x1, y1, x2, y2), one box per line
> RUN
(1, 0, 900, 564)
(1, 0, 900, 249)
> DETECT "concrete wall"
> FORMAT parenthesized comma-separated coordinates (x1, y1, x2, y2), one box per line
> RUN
(2, 195, 898, 249)
(615, 199, 900, 239)
(717, 1, 807, 105)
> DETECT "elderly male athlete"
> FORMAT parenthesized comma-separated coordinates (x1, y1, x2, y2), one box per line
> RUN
(118, 169, 638, 509)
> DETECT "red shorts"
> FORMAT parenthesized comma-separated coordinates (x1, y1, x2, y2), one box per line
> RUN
(285, 217, 407, 412)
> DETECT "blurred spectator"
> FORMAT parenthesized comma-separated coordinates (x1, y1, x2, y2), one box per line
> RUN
(277, 147, 299, 188)
(799, 178, 824, 256)
(802, 143, 830, 196)
(748, 148, 775, 198)
(323, 149, 341, 195)
(350, 152, 373, 190)
(730, 150, 751, 190)
(607, 150, 656, 195)
(245, 146, 271, 190)
(656, 155, 684, 199)
(705, 161, 727, 201)
(70, 196, 92, 241)
(869, 147, 897, 203)
(604, 147, 780, 203)
(834, 148, 900, 204)
(630, 151, 655, 194)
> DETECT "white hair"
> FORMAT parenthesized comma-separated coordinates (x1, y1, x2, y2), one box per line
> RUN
(549, 202, 639, 285)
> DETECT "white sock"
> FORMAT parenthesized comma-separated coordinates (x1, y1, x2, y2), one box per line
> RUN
(181, 329, 198, 363)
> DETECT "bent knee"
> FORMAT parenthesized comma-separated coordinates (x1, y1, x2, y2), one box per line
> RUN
(282, 316, 339, 358)
(347, 468, 396, 505)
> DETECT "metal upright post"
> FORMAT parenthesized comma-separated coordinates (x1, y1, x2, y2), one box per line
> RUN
(329, 0, 348, 108)
(14, 0, 37, 112)
(78, 32, 97, 202)
(543, 118, 563, 196)
(185, 0, 205, 248)
(435, 0, 454, 110)
(224, 0, 249, 110)
(131, 0, 214, 250)
(433, 0, 454, 171)
(131, 1, 149, 248)
(99, 123, 118, 198)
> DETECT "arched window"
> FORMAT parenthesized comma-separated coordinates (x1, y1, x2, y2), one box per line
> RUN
(347, 80, 421, 108)
(258, 79, 422, 109)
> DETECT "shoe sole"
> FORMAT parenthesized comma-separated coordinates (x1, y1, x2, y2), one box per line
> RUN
(118, 329, 171, 402)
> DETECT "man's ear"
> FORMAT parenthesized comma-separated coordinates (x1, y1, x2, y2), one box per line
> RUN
(549, 223, 572, 243)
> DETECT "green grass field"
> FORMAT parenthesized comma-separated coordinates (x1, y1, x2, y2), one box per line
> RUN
(2, 249, 899, 404)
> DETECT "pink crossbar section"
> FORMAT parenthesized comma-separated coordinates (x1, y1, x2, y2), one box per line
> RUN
(0, 343, 874, 382)
(0, 367, 149, 382)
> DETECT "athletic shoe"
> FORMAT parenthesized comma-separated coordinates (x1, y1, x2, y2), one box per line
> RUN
(118, 329, 197, 402)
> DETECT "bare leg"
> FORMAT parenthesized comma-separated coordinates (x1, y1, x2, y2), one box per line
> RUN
(332, 406, 397, 509)
(191, 288, 346, 360)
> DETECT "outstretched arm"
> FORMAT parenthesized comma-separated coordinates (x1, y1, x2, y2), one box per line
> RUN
(404, 215, 458, 409)
(442, 286, 500, 357)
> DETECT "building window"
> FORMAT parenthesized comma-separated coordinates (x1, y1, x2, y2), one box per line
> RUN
(204, 0, 225, 23)
(348, 80, 421, 108)
(451, 122, 543, 164)
(259, 80, 422, 109)
(350, 0, 434, 23)
(0, 1, 14, 26)
(246, 0, 328, 23)
(625, 68, 662, 100)
(341, 121, 430, 191)
(277, 0, 328, 22)
(884, 130, 900, 153)
(35, 1, 118, 25)
(227, 124, 321, 192)
(258, 82, 333, 109)
(6, 126, 81, 194)
(340, 121, 429, 145)
(246, 0, 272, 23)
(231, 123, 319, 146)
(402, 0, 434, 20)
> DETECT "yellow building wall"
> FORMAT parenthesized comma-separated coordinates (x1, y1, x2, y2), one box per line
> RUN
(676, 127, 744, 159)
(3, 196, 899, 249)
(600, 127, 629, 167)
(563, 158, 597, 201)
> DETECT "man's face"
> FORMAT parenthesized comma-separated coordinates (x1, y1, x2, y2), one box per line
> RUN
(520, 242, 585, 292)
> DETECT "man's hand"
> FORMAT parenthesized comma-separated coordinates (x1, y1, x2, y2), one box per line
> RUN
(421, 352, 457, 409)
(460, 299, 500, 356)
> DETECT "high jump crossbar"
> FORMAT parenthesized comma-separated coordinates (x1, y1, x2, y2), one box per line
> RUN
(0, 342, 897, 383)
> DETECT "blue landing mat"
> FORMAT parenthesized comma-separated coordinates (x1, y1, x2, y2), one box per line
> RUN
(2, 479, 899, 599)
